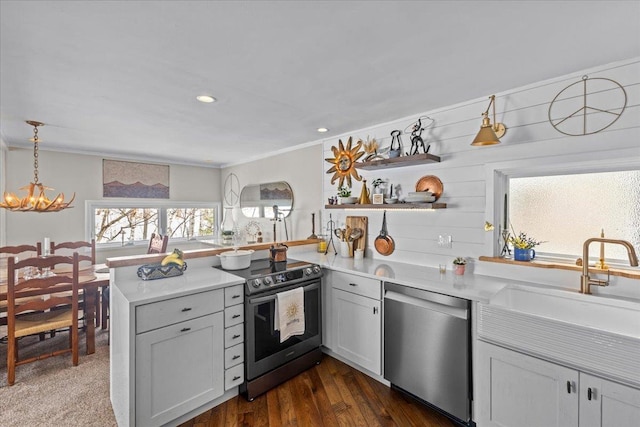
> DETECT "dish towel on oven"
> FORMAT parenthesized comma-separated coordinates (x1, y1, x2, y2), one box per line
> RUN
(274, 286, 305, 343)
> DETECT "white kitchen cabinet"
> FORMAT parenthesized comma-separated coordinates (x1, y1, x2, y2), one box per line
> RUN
(136, 311, 224, 426)
(223, 284, 245, 391)
(110, 267, 245, 427)
(324, 270, 382, 375)
(579, 373, 640, 427)
(477, 341, 640, 427)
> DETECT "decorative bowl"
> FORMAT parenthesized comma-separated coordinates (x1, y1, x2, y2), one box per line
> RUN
(384, 197, 398, 204)
(340, 196, 358, 204)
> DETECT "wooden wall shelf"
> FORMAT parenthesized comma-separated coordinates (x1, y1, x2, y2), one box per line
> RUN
(325, 203, 446, 210)
(356, 153, 441, 170)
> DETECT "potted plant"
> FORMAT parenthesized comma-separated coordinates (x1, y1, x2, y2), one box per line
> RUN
(453, 257, 467, 275)
(509, 231, 544, 261)
(338, 186, 356, 204)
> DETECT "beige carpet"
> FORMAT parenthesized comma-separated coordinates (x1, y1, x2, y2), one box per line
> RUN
(0, 326, 117, 426)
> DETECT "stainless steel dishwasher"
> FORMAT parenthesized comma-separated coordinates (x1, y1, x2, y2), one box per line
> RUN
(384, 282, 471, 425)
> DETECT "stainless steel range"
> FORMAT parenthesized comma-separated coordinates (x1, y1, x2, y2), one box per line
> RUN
(216, 258, 323, 400)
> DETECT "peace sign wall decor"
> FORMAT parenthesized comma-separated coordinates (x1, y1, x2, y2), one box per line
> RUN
(548, 75, 627, 136)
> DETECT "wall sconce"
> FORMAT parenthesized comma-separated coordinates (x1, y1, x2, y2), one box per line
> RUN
(471, 95, 506, 146)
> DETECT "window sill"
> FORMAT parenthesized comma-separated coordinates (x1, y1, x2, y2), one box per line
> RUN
(479, 256, 640, 280)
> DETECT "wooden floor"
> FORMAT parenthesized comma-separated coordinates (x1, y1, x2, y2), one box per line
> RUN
(179, 355, 456, 427)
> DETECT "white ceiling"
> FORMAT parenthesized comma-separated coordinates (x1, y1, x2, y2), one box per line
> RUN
(1, 1, 639, 168)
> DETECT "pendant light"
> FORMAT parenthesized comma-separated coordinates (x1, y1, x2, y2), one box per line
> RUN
(0, 120, 75, 212)
(471, 95, 507, 146)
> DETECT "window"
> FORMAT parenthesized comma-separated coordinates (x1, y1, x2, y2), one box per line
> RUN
(509, 170, 640, 263)
(87, 201, 219, 247)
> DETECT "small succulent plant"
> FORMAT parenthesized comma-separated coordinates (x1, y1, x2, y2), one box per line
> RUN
(338, 186, 352, 197)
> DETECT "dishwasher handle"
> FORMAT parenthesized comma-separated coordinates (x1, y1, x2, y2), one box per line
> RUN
(384, 287, 469, 320)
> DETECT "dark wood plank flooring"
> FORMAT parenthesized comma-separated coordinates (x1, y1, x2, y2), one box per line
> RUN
(179, 355, 456, 427)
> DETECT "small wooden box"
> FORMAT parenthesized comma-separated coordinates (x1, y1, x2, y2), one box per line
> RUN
(372, 194, 384, 205)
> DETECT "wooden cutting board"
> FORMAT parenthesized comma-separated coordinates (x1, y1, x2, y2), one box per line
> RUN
(345, 216, 368, 256)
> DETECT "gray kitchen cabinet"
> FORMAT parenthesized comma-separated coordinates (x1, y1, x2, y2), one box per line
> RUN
(111, 275, 244, 427)
(323, 270, 382, 375)
(136, 310, 224, 426)
(223, 284, 245, 390)
(477, 341, 640, 427)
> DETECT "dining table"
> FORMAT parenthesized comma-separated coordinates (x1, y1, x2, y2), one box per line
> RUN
(0, 262, 110, 355)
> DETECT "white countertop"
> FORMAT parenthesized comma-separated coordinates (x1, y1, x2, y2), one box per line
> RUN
(290, 249, 550, 303)
(111, 249, 572, 305)
(112, 258, 245, 305)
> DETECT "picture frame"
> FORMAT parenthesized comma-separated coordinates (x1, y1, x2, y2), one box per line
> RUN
(372, 194, 384, 205)
(103, 159, 169, 198)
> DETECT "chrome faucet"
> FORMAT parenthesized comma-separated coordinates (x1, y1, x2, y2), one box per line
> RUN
(580, 237, 639, 294)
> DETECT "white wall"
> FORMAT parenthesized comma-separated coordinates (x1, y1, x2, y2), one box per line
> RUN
(318, 58, 640, 296)
(221, 143, 323, 243)
(2, 150, 222, 261)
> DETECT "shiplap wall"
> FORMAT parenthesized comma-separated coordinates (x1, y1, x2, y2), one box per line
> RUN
(321, 58, 640, 269)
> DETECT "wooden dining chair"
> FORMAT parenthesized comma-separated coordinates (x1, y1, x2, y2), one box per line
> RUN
(6, 253, 80, 385)
(147, 233, 169, 254)
(0, 244, 43, 328)
(49, 239, 100, 329)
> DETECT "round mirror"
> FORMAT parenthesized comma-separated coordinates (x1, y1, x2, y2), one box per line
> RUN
(240, 181, 293, 219)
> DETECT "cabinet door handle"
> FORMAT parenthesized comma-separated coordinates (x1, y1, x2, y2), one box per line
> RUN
(180, 328, 191, 333)
(233, 375, 241, 381)
(349, 283, 358, 286)
(232, 355, 241, 360)
(232, 314, 241, 319)
(373, 306, 379, 315)
(232, 294, 241, 299)
(181, 307, 192, 312)
(233, 334, 241, 339)
(566, 381, 572, 393)
(587, 387, 593, 400)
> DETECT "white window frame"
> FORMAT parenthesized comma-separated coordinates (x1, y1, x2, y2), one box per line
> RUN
(485, 148, 640, 262)
(85, 200, 221, 249)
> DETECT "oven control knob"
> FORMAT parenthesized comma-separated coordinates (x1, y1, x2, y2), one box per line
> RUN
(312, 266, 321, 274)
(263, 276, 273, 285)
(252, 278, 262, 288)
(305, 267, 313, 276)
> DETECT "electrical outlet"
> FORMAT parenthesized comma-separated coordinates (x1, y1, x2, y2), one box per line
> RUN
(438, 235, 452, 248)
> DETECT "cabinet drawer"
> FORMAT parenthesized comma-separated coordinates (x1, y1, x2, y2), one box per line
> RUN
(224, 323, 244, 348)
(225, 343, 244, 369)
(225, 304, 244, 327)
(225, 363, 244, 390)
(224, 285, 244, 307)
(136, 289, 224, 334)
(331, 270, 381, 300)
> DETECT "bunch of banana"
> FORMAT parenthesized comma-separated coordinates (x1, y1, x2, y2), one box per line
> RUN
(161, 248, 185, 268)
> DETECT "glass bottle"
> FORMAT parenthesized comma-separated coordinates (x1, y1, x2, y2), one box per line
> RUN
(221, 207, 235, 244)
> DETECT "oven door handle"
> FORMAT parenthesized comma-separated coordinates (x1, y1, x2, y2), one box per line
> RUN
(248, 281, 320, 304)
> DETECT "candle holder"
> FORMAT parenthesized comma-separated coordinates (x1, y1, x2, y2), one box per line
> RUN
(500, 229, 511, 258)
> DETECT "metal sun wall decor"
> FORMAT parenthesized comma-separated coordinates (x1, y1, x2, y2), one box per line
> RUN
(103, 159, 169, 198)
(548, 75, 627, 136)
(325, 136, 365, 188)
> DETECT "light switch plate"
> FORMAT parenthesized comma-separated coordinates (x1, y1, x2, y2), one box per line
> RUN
(438, 235, 452, 248)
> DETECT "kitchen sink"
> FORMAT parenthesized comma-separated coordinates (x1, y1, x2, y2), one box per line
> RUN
(478, 284, 640, 387)
(488, 285, 640, 338)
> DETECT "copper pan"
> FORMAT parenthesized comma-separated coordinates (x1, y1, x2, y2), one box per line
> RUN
(374, 211, 395, 256)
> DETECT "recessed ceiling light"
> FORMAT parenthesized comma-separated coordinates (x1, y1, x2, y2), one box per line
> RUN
(196, 95, 216, 103)
(317, 127, 329, 133)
